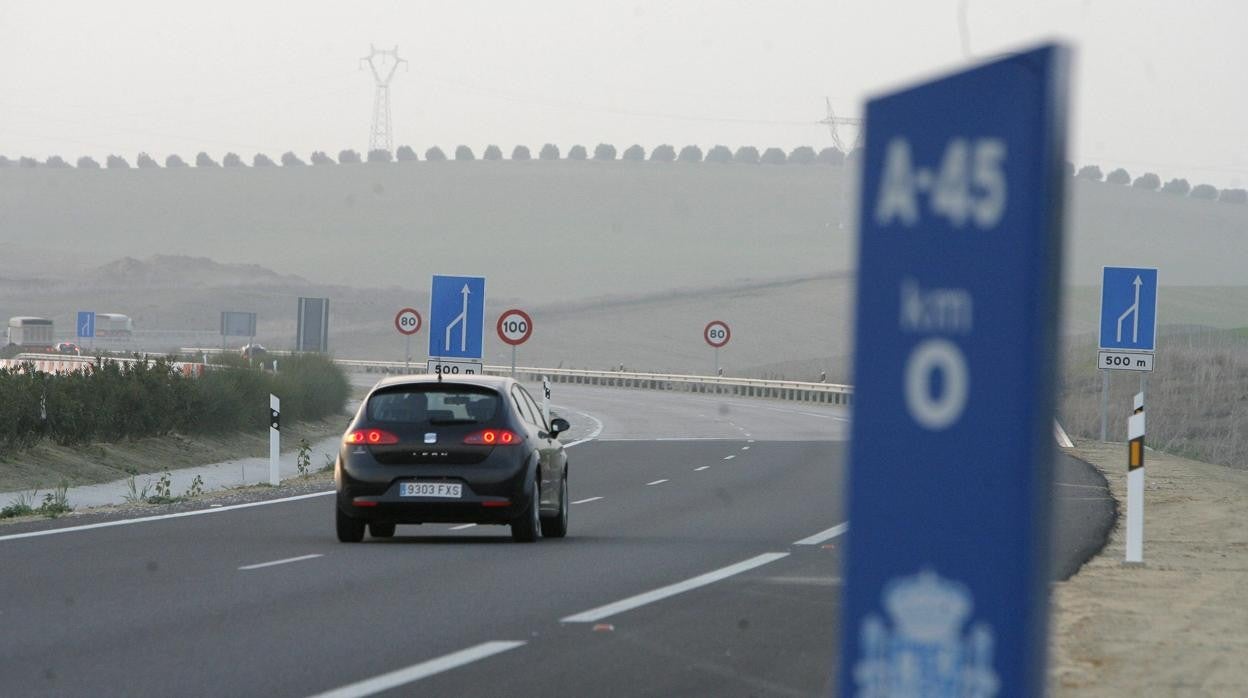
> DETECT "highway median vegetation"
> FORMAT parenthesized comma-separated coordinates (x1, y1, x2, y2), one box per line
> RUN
(0, 354, 348, 453)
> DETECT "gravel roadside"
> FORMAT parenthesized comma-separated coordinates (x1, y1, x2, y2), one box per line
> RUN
(1049, 441, 1248, 695)
(0, 471, 334, 537)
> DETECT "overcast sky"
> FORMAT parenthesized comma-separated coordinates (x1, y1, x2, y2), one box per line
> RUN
(1, 0, 1244, 186)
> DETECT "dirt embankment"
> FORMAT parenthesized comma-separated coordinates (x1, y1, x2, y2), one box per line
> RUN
(0, 417, 344, 493)
(1050, 441, 1248, 695)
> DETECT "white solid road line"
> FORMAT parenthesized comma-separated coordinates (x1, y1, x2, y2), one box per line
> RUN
(646, 479, 669, 486)
(449, 523, 477, 530)
(0, 491, 335, 543)
(741, 446, 750, 450)
(694, 466, 710, 471)
(723, 455, 736, 460)
(561, 552, 790, 623)
(238, 554, 323, 571)
(553, 404, 604, 448)
(307, 640, 526, 698)
(571, 496, 603, 504)
(793, 522, 849, 546)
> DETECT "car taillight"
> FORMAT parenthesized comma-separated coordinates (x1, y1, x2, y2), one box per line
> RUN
(463, 429, 521, 445)
(344, 429, 400, 445)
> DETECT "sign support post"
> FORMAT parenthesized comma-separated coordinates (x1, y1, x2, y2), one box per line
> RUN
(497, 309, 533, 379)
(1126, 392, 1146, 564)
(703, 321, 730, 376)
(394, 307, 422, 373)
(1100, 371, 1109, 441)
(1096, 265, 1159, 443)
(269, 394, 280, 486)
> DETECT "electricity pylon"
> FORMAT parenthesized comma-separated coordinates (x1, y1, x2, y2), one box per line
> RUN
(818, 97, 864, 153)
(361, 45, 407, 152)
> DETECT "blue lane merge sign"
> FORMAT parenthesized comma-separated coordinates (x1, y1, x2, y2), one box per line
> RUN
(839, 44, 1070, 698)
(428, 275, 486, 360)
(77, 311, 95, 339)
(1099, 266, 1158, 352)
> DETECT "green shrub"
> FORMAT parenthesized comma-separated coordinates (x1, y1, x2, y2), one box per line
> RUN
(0, 355, 347, 451)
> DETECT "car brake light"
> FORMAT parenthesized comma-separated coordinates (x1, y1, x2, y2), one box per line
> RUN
(344, 429, 400, 445)
(463, 429, 520, 445)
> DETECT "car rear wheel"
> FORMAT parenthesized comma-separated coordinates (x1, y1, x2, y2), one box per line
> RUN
(336, 507, 365, 543)
(540, 476, 568, 539)
(511, 479, 542, 543)
(369, 522, 396, 538)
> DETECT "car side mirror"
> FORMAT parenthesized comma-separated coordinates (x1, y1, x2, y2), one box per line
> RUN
(549, 417, 571, 437)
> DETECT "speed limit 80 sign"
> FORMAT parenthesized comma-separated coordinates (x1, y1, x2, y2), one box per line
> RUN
(395, 308, 422, 336)
(497, 309, 533, 346)
(704, 320, 731, 348)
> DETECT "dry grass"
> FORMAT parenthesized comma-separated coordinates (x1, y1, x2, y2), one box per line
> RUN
(1059, 329, 1248, 468)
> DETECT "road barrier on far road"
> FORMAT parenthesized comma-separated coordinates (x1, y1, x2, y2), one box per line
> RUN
(332, 359, 855, 407)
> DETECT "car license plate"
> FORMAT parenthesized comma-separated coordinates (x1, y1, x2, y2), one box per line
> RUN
(399, 482, 462, 498)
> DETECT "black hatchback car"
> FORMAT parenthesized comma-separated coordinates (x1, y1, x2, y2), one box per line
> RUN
(335, 375, 571, 543)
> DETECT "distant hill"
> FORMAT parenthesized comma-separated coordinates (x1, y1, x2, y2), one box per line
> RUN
(83, 255, 308, 289)
(3, 160, 1241, 305)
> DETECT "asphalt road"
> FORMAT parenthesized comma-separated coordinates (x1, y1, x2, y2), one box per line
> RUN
(0, 385, 1110, 697)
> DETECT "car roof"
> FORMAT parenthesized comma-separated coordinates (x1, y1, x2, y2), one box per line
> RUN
(369, 373, 516, 393)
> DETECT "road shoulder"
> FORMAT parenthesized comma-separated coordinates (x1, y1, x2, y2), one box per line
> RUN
(1050, 441, 1248, 695)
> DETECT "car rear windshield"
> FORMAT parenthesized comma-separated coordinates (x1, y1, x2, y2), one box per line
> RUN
(367, 385, 501, 426)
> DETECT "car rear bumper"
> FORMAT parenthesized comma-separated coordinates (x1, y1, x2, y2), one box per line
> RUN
(335, 448, 534, 524)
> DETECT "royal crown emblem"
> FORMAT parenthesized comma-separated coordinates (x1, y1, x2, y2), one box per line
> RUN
(853, 568, 999, 697)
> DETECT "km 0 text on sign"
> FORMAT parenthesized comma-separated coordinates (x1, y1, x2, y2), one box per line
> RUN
(839, 44, 1070, 698)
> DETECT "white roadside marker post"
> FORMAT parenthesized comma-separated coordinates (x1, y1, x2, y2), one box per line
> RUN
(541, 376, 551, 426)
(269, 394, 281, 487)
(1125, 391, 1145, 564)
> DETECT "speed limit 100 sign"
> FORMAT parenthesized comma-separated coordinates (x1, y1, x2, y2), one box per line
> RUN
(395, 308, 422, 336)
(704, 320, 731, 348)
(497, 309, 533, 346)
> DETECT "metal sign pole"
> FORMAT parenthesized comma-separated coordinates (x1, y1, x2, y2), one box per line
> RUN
(714, 347, 719, 376)
(511, 345, 517, 378)
(405, 334, 411, 372)
(1099, 370, 1109, 441)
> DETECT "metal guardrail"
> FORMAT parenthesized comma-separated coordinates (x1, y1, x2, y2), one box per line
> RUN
(333, 359, 854, 407)
(179, 348, 853, 406)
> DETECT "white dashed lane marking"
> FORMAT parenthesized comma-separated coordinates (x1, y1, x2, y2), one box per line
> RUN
(238, 554, 323, 571)
(646, 479, 669, 486)
(449, 524, 477, 530)
(572, 496, 603, 504)
(694, 466, 710, 472)
(723, 455, 736, 461)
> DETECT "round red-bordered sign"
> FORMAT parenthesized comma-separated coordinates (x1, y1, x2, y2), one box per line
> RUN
(395, 308, 422, 336)
(704, 320, 731, 348)
(497, 309, 534, 346)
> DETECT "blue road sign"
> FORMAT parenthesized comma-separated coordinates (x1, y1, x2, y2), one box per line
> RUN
(839, 45, 1069, 698)
(76, 311, 95, 339)
(428, 275, 486, 360)
(1099, 267, 1158, 352)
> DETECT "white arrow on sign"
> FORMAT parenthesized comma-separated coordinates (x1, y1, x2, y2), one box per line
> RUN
(1116, 275, 1142, 343)
(444, 284, 471, 352)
